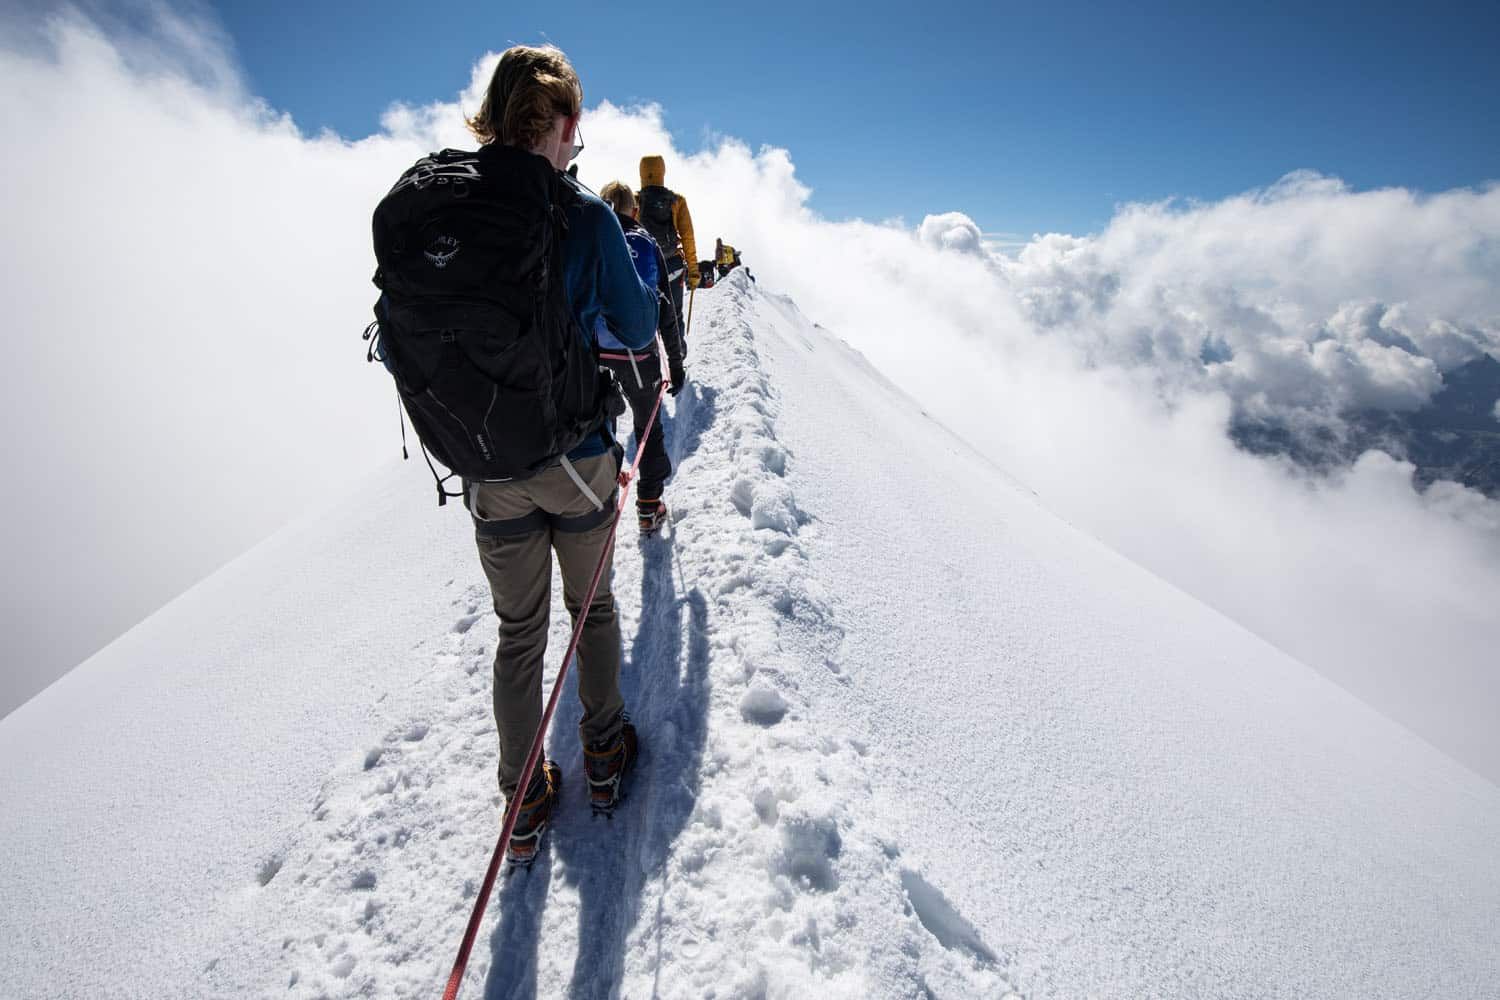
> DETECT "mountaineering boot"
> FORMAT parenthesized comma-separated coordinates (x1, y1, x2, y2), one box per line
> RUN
(584, 720, 638, 813)
(638, 498, 669, 536)
(506, 759, 561, 868)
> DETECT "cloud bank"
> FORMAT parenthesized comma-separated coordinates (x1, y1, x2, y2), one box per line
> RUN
(0, 8, 428, 710)
(4, 10, 1498, 786)
(997, 173, 1500, 448)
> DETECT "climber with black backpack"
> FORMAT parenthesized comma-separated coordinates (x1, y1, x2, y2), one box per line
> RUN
(637, 154, 698, 338)
(596, 180, 687, 536)
(368, 44, 656, 866)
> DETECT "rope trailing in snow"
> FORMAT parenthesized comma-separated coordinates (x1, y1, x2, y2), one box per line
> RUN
(441, 356, 672, 1000)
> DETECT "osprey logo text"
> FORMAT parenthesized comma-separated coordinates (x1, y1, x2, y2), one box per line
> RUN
(425, 236, 461, 269)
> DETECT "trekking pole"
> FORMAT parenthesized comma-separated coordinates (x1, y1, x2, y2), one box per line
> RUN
(686, 286, 695, 337)
(441, 382, 669, 1000)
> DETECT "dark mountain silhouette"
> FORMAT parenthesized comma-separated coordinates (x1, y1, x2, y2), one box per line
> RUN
(1233, 354, 1500, 497)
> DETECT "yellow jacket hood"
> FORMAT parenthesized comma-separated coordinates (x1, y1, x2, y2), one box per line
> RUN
(639, 155, 667, 187)
(636, 155, 697, 279)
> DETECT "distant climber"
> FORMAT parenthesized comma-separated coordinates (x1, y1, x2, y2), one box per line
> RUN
(715, 238, 752, 280)
(598, 180, 688, 535)
(696, 259, 716, 289)
(638, 154, 698, 336)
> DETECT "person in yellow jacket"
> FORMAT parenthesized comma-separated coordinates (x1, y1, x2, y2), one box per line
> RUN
(715, 237, 739, 276)
(638, 155, 697, 339)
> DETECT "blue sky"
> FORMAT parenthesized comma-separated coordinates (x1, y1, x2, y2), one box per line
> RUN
(210, 0, 1500, 237)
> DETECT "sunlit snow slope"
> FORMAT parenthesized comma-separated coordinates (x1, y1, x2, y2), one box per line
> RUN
(3, 270, 1498, 1000)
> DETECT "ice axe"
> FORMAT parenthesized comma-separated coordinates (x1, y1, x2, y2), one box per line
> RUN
(686, 286, 695, 337)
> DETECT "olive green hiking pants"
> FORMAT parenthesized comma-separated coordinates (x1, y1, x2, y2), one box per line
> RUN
(470, 452, 626, 798)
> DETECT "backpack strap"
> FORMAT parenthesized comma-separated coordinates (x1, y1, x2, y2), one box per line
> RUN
(466, 487, 616, 537)
(470, 506, 548, 538)
(552, 492, 617, 533)
(559, 455, 605, 511)
(421, 444, 465, 506)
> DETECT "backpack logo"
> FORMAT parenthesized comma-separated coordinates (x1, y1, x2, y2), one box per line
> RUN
(424, 235, 461, 269)
(390, 155, 481, 196)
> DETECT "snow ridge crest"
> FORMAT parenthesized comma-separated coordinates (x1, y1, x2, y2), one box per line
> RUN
(237, 271, 1023, 999)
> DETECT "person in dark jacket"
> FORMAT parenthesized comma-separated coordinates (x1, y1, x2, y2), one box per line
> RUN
(638, 155, 698, 338)
(597, 180, 687, 534)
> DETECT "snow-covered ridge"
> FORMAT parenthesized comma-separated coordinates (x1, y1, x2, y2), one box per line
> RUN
(252, 271, 1018, 998)
(3, 270, 1498, 999)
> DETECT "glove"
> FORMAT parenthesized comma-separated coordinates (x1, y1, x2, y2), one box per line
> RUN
(668, 361, 687, 396)
(685, 264, 700, 290)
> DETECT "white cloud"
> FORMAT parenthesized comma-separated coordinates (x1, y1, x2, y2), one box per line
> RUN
(917, 212, 985, 255)
(0, 8, 427, 710)
(998, 186, 1500, 435)
(4, 10, 1499, 783)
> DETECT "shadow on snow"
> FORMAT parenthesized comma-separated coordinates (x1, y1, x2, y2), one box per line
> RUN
(482, 380, 717, 1000)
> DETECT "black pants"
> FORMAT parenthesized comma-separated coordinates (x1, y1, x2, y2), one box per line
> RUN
(665, 255, 687, 339)
(601, 352, 671, 502)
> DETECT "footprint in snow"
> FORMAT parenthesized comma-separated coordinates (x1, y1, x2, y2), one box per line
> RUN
(730, 475, 756, 517)
(740, 684, 789, 726)
(900, 869, 999, 965)
(750, 480, 803, 534)
(756, 440, 788, 476)
(256, 854, 284, 887)
(776, 806, 842, 892)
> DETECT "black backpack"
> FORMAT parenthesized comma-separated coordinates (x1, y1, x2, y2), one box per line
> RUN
(638, 186, 680, 261)
(368, 145, 611, 503)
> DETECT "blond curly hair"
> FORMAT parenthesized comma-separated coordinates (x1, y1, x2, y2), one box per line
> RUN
(598, 181, 637, 217)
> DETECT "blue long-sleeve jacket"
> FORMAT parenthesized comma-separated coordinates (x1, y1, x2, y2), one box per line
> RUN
(595, 217, 683, 367)
(559, 173, 657, 459)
